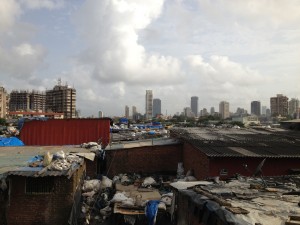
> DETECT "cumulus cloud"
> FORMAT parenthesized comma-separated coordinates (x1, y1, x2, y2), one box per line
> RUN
(73, 0, 185, 86)
(0, 43, 46, 77)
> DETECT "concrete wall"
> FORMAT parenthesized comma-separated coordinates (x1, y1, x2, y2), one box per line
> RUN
(7, 164, 85, 225)
(104, 144, 183, 177)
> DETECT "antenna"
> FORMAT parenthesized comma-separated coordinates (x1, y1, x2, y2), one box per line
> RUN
(58, 78, 61, 86)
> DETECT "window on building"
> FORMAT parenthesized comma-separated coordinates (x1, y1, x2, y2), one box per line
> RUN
(220, 169, 228, 176)
(25, 177, 54, 194)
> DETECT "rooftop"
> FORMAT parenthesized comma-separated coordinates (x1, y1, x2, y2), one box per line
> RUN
(170, 127, 300, 158)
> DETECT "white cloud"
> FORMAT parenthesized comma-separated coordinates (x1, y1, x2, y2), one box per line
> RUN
(0, 43, 46, 77)
(73, 0, 185, 86)
(0, 0, 21, 32)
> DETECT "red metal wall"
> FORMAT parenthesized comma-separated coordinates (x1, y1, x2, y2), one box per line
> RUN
(20, 118, 111, 146)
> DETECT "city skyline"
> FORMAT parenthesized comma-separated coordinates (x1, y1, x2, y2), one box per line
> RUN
(0, 1, 299, 117)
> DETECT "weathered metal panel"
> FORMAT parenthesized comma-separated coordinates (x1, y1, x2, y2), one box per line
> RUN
(19, 118, 111, 146)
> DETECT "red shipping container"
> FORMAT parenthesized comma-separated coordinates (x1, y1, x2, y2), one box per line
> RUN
(19, 118, 111, 146)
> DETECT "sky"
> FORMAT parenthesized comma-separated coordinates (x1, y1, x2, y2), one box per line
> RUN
(0, 0, 299, 117)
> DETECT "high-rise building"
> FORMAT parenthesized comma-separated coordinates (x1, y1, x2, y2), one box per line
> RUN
(145, 90, 153, 120)
(184, 107, 193, 118)
(270, 94, 288, 117)
(9, 90, 45, 112)
(125, 105, 129, 118)
(210, 107, 215, 115)
(153, 98, 161, 117)
(261, 106, 267, 116)
(0, 87, 8, 118)
(251, 101, 261, 116)
(98, 111, 104, 118)
(200, 108, 208, 117)
(46, 80, 76, 118)
(288, 98, 299, 116)
(191, 96, 198, 117)
(219, 101, 230, 119)
(132, 106, 137, 117)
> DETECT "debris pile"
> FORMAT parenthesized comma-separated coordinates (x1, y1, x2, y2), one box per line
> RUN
(27, 150, 84, 175)
(79, 173, 175, 224)
(80, 176, 114, 224)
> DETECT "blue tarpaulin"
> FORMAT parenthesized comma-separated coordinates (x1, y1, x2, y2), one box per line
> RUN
(145, 200, 160, 225)
(0, 137, 24, 146)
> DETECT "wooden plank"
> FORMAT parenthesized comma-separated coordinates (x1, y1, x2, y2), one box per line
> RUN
(193, 187, 231, 207)
(225, 207, 249, 214)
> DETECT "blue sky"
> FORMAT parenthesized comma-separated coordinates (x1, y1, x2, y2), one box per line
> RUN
(0, 0, 299, 117)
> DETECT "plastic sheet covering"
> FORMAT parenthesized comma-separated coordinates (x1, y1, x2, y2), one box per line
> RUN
(178, 189, 251, 225)
(145, 200, 160, 225)
(0, 137, 24, 147)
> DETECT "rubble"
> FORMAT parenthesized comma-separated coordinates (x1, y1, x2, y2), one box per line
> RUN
(79, 173, 176, 224)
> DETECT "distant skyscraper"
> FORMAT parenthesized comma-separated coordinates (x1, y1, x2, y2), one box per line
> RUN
(235, 107, 247, 116)
(219, 101, 230, 119)
(184, 107, 193, 118)
(145, 90, 153, 120)
(132, 106, 137, 117)
(270, 94, 288, 116)
(266, 108, 271, 118)
(251, 101, 261, 116)
(153, 98, 161, 117)
(191, 96, 198, 117)
(0, 87, 8, 118)
(261, 106, 267, 116)
(98, 111, 104, 118)
(125, 105, 129, 118)
(210, 107, 215, 115)
(200, 108, 208, 117)
(288, 98, 299, 116)
(46, 79, 76, 118)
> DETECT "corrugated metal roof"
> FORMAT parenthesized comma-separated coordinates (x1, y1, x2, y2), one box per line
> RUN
(174, 127, 300, 158)
(19, 118, 111, 146)
(0, 146, 92, 177)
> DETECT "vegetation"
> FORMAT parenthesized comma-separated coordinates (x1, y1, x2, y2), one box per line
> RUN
(230, 121, 245, 128)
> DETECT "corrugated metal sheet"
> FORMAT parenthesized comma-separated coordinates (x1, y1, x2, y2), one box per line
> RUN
(20, 118, 111, 146)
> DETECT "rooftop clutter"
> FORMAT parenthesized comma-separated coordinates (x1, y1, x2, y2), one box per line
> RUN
(27, 150, 84, 177)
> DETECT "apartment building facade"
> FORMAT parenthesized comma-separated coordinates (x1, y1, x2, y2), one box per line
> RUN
(270, 94, 289, 117)
(0, 87, 8, 118)
(145, 90, 153, 120)
(46, 83, 76, 119)
(219, 101, 230, 119)
(9, 90, 45, 112)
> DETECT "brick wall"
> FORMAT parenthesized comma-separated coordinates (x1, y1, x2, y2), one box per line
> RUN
(210, 157, 300, 178)
(7, 163, 86, 225)
(182, 142, 210, 180)
(105, 144, 183, 177)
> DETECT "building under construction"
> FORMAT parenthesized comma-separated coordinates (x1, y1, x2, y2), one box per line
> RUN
(46, 80, 76, 118)
(9, 90, 45, 112)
